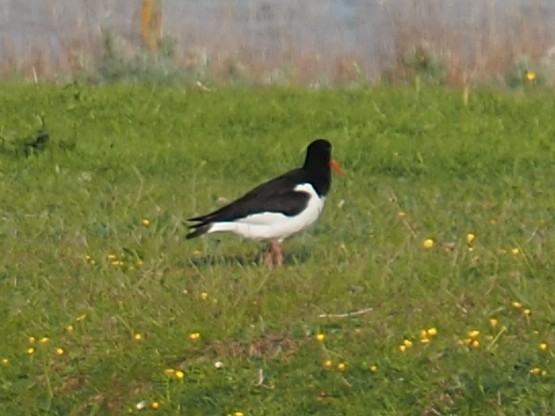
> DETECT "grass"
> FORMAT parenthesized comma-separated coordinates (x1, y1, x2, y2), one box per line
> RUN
(0, 84, 554, 415)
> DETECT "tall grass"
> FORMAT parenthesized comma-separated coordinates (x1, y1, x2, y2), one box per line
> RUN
(1, 1, 554, 86)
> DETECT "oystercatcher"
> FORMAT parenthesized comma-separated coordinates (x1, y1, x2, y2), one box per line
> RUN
(186, 139, 344, 266)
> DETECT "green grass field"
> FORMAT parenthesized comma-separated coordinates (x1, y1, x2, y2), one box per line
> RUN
(1, 84, 554, 415)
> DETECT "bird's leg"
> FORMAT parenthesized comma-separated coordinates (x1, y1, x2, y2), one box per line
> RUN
(263, 243, 274, 267)
(272, 241, 283, 266)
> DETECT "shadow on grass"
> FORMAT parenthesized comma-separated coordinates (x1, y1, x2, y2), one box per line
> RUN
(180, 245, 313, 268)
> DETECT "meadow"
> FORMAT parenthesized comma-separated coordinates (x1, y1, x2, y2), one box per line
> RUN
(0, 84, 554, 415)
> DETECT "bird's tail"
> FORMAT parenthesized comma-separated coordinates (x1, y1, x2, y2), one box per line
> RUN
(186, 222, 212, 239)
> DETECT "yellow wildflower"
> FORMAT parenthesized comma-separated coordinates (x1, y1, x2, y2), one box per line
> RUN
(539, 342, 548, 351)
(489, 318, 498, 327)
(189, 332, 201, 341)
(466, 233, 475, 243)
(323, 359, 333, 369)
(468, 330, 480, 339)
(141, 218, 150, 226)
(337, 362, 347, 372)
(151, 401, 160, 410)
(55, 348, 64, 356)
(529, 367, 542, 376)
(458, 338, 471, 346)
(27, 347, 35, 355)
(423, 238, 434, 249)
(315, 333, 326, 342)
(1, 358, 8, 366)
(134, 333, 143, 341)
(525, 70, 537, 81)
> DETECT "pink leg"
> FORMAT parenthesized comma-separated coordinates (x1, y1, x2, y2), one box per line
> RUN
(264, 244, 274, 267)
(272, 241, 283, 266)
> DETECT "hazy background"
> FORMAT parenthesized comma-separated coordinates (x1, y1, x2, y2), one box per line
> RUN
(1, 0, 554, 84)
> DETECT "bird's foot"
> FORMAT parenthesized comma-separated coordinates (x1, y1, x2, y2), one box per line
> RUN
(263, 245, 274, 267)
(263, 241, 283, 267)
(272, 241, 283, 266)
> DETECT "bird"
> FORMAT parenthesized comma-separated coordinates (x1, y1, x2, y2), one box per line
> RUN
(186, 139, 344, 266)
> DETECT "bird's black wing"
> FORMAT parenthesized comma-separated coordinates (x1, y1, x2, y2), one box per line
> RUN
(188, 168, 311, 224)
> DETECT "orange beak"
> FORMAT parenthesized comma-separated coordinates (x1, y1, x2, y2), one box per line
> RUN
(329, 159, 346, 175)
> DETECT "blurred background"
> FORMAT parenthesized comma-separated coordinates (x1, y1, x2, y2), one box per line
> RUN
(1, 0, 554, 86)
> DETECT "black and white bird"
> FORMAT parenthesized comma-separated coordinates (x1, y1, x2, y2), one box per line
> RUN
(186, 139, 344, 266)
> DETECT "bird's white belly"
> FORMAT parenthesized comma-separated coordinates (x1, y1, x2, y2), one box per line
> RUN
(208, 184, 325, 242)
